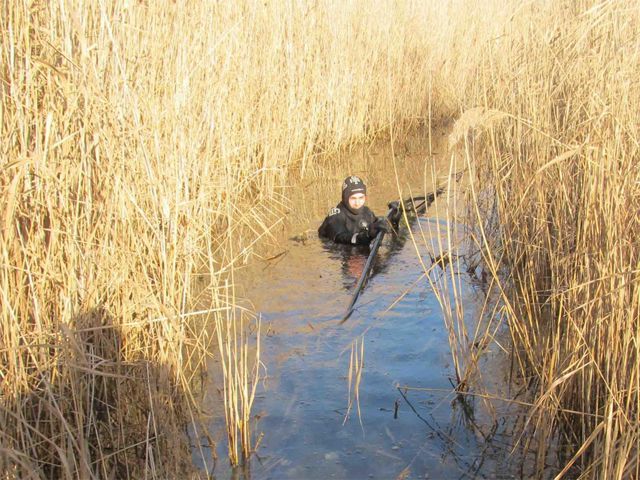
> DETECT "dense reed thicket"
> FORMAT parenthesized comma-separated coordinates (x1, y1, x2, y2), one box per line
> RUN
(455, 1, 640, 477)
(2, 0, 637, 477)
(0, 0, 477, 476)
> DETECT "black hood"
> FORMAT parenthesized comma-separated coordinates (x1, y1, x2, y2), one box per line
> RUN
(339, 201, 369, 227)
(341, 175, 367, 213)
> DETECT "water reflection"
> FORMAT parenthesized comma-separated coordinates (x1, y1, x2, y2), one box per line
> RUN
(319, 241, 369, 288)
(198, 130, 553, 479)
(343, 250, 367, 284)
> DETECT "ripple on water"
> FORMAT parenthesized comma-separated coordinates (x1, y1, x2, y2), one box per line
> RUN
(204, 144, 542, 478)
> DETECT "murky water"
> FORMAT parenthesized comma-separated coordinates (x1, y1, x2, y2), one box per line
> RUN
(195, 130, 548, 479)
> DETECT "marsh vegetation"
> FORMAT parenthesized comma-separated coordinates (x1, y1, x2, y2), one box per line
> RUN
(2, 0, 638, 478)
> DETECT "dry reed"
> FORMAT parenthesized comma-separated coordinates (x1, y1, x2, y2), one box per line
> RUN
(344, 336, 365, 430)
(0, 0, 465, 475)
(3, 0, 635, 476)
(213, 280, 261, 466)
(446, 1, 640, 477)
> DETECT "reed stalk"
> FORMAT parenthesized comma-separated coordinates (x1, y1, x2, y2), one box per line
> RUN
(344, 336, 365, 431)
(447, 1, 640, 476)
(1, 0, 467, 474)
(212, 279, 261, 466)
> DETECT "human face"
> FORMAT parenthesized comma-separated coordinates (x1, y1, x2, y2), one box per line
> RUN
(348, 193, 366, 211)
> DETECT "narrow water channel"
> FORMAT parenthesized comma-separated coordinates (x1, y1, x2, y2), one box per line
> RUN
(197, 130, 546, 479)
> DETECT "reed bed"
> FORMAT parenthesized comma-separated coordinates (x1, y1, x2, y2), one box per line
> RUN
(3, 0, 635, 476)
(0, 0, 473, 476)
(445, 1, 640, 477)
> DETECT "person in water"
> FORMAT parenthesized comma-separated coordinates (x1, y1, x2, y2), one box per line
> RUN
(318, 175, 390, 245)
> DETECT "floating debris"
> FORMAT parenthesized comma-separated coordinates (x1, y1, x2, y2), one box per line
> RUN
(290, 229, 313, 244)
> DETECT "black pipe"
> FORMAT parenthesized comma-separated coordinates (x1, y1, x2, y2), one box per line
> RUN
(338, 188, 443, 323)
(339, 205, 394, 323)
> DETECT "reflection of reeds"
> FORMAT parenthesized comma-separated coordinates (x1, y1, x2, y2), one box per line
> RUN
(344, 336, 365, 430)
(214, 280, 262, 466)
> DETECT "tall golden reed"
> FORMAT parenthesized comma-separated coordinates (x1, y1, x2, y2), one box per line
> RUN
(4, 0, 635, 476)
(213, 280, 261, 466)
(448, 1, 640, 477)
(0, 0, 468, 476)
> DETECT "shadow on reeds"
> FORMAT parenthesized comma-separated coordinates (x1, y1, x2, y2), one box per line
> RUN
(0, 307, 195, 479)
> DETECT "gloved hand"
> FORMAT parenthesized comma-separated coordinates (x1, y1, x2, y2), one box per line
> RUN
(369, 217, 390, 237)
(387, 201, 402, 227)
(350, 220, 373, 244)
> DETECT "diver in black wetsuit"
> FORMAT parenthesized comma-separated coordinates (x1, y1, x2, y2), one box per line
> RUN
(318, 175, 390, 245)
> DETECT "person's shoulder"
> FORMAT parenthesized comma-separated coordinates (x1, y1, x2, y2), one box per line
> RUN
(325, 202, 345, 218)
(327, 206, 341, 217)
(318, 202, 345, 238)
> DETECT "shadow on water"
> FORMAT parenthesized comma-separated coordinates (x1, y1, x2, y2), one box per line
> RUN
(197, 129, 558, 479)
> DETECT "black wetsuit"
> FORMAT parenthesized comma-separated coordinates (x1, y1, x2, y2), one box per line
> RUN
(318, 201, 378, 245)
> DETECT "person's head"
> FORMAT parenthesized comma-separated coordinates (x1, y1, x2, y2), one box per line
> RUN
(341, 175, 367, 214)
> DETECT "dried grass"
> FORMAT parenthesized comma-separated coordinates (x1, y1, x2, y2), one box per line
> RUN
(448, 1, 640, 477)
(0, 0, 468, 475)
(3, 0, 636, 477)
